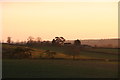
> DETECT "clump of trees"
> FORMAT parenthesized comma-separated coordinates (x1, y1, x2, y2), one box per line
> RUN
(26, 36, 42, 46)
(5, 36, 82, 60)
(44, 50, 57, 59)
(52, 37, 65, 46)
(6, 36, 66, 47)
(12, 47, 33, 59)
(3, 46, 33, 59)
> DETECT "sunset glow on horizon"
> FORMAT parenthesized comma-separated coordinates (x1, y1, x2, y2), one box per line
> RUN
(0, 1, 118, 42)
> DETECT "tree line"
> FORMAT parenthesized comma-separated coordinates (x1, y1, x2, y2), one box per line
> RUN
(3, 36, 82, 60)
(6, 36, 81, 47)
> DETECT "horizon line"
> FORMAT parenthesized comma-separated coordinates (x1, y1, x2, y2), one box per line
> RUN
(1, 37, 119, 42)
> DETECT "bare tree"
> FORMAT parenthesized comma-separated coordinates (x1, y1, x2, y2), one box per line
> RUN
(27, 36, 34, 43)
(7, 37, 11, 44)
(36, 37, 41, 42)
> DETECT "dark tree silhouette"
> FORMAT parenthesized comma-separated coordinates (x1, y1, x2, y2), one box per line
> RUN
(52, 37, 65, 46)
(52, 39, 56, 45)
(74, 39, 81, 46)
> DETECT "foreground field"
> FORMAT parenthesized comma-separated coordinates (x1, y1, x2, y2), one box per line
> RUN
(2, 59, 118, 78)
(2, 44, 119, 78)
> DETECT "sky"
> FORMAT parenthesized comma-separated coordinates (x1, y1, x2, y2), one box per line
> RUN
(0, 0, 119, 42)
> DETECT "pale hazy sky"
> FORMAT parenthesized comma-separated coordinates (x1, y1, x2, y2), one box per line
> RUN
(0, 0, 118, 42)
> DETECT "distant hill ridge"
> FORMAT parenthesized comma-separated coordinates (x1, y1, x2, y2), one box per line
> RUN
(65, 38, 120, 48)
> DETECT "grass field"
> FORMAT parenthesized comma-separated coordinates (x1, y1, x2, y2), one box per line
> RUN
(32, 46, 119, 60)
(2, 59, 118, 78)
(2, 44, 119, 78)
